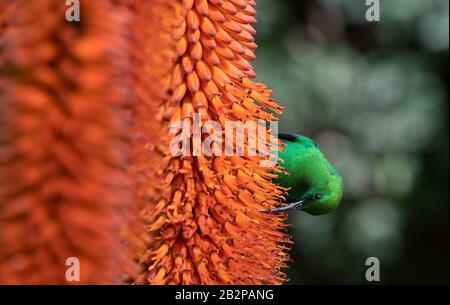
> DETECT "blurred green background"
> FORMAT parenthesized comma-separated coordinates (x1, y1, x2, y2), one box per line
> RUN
(253, 0, 449, 284)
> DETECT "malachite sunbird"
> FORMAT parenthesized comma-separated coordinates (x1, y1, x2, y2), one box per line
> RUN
(266, 133, 344, 215)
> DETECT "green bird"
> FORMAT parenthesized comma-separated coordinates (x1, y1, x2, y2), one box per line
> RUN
(267, 133, 344, 215)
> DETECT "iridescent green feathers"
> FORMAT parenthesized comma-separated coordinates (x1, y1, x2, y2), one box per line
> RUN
(276, 133, 344, 215)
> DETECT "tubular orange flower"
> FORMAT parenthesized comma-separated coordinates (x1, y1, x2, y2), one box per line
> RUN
(0, 0, 133, 284)
(122, 0, 177, 278)
(0, 0, 291, 285)
(137, 0, 291, 285)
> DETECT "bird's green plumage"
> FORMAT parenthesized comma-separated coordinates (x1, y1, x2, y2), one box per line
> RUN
(276, 134, 344, 215)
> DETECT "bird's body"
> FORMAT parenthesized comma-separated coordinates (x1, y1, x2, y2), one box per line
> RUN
(274, 133, 344, 215)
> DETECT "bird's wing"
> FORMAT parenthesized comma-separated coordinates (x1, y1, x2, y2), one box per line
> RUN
(278, 133, 299, 142)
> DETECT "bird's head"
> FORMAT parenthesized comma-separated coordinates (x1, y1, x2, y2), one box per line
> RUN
(301, 173, 344, 216)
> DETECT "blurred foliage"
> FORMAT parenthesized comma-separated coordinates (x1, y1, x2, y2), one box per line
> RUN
(253, 0, 449, 284)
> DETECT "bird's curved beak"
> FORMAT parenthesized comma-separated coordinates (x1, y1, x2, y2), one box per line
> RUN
(260, 199, 307, 213)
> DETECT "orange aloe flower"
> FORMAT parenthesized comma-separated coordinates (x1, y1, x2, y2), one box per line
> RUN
(123, 0, 178, 276)
(0, 0, 291, 285)
(0, 0, 134, 284)
(137, 0, 291, 285)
